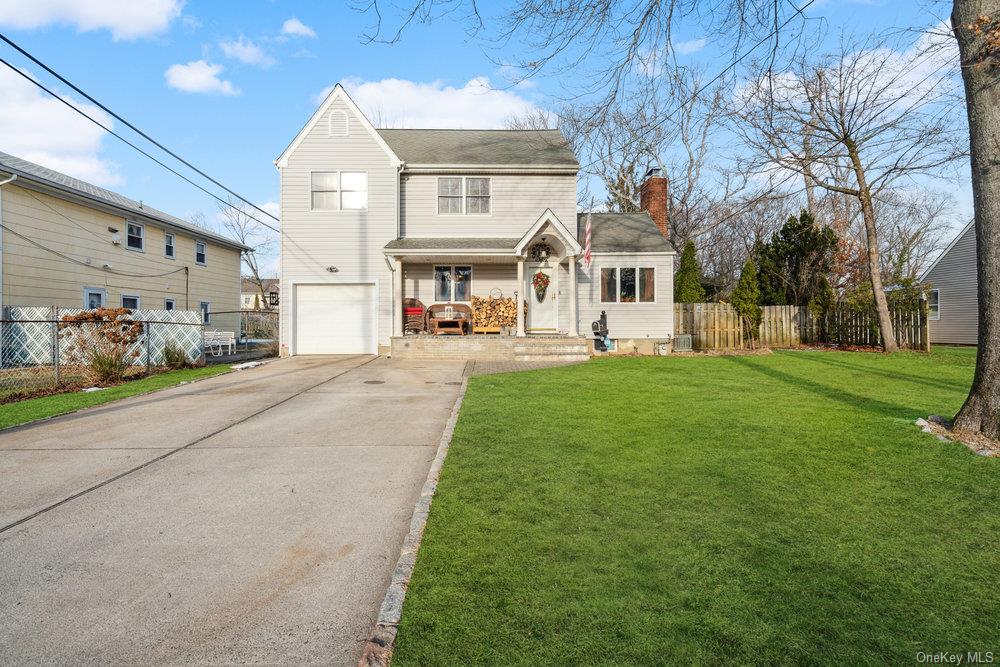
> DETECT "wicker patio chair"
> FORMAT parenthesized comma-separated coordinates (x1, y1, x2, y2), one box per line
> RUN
(402, 298, 427, 334)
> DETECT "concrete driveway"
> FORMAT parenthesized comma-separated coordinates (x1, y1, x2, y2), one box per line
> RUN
(0, 355, 466, 665)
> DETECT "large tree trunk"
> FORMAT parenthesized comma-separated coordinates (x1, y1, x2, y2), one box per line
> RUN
(952, 0, 1000, 439)
(846, 141, 899, 353)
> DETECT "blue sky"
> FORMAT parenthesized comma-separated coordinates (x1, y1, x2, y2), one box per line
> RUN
(0, 1, 967, 275)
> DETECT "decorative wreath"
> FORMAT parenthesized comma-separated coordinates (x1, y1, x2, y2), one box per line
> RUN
(529, 242, 553, 262)
(532, 271, 550, 291)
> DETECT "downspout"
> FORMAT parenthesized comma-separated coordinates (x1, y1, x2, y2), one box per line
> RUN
(0, 174, 18, 316)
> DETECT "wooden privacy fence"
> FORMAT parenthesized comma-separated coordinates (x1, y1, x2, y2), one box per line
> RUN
(673, 302, 930, 351)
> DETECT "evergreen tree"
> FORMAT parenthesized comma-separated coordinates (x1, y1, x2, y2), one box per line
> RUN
(754, 211, 838, 307)
(674, 241, 706, 302)
(731, 258, 763, 344)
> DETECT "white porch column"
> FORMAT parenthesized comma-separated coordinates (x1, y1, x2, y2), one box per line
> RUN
(568, 254, 579, 336)
(516, 257, 526, 337)
(392, 257, 403, 338)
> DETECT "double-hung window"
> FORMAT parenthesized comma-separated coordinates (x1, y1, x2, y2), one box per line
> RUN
(126, 222, 144, 251)
(433, 266, 472, 302)
(928, 289, 940, 320)
(437, 177, 491, 214)
(311, 171, 368, 210)
(195, 240, 207, 265)
(600, 267, 655, 303)
(164, 233, 175, 259)
(437, 177, 463, 214)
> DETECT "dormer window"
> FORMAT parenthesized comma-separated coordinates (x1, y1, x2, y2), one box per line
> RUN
(328, 110, 348, 137)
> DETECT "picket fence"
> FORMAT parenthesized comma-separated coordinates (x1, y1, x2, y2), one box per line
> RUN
(673, 302, 930, 351)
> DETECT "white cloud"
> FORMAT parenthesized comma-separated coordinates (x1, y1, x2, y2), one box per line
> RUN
(220, 37, 274, 67)
(282, 17, 316, 38)
(0, 67, 120, 186)
(317, 77, 544, 128)
(259, 201, 280, 218)
(165, 60, 239, 95)
(0, 0, 183, 40)
(675, 38, 707, 56)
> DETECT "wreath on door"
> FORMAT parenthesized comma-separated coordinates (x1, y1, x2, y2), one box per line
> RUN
(532, 271, 550, 302)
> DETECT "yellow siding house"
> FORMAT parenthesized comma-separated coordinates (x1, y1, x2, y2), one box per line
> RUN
(0, 152, 248, 334)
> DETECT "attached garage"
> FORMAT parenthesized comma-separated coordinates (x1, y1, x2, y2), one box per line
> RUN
(293, 283, 377, 355)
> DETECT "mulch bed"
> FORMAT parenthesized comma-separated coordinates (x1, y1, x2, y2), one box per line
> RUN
(917, 415, 1000, 458)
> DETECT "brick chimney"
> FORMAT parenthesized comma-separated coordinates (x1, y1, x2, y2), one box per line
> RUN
(639, 168, 669, 240)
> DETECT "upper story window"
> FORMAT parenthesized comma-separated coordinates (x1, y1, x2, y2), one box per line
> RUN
(311, 171, 368, 211)
(437, 177, 491, 215)
(601, 267, 655, 303)
(164, 232, 175, 258)
(195, 240, 207, 265)
(126, 222, 144, 250)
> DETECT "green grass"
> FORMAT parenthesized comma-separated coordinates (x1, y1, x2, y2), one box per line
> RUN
(0, 365, 231, 430)
(393, 347, 1000, 665)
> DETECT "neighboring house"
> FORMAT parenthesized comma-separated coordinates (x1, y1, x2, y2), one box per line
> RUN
(241, 277, 280, 310)
(921, 220, 978, 345)
(275, 84, 675, 357)
(0, 152, 248, 334)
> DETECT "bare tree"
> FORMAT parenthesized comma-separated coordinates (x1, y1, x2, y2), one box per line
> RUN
(950, 0, 1000, 439)
(873, 189, 954, 284)
(733, 37, 964, 351)
(217, 196, 277, 309)
(504, 108, 554, 129)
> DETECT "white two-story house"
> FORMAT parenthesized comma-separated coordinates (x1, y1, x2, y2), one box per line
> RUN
(276, 84, 675, 358)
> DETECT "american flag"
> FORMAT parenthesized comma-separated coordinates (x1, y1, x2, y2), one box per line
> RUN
(584, 211, 592, 268)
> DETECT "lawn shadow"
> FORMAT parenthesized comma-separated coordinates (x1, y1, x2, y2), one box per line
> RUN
(790, 353, 971, 393)
(720, 355, 926, 421)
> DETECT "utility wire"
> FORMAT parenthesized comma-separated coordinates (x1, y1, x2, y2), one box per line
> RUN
(0, 32, 279, 225)
(0, 56, 280, 236)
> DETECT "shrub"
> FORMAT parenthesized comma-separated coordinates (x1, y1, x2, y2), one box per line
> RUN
(60, 308, 143, 384)
(731, 258, 763, 344)
(674, 241, 707, 302)
(163, 339, 192, 369)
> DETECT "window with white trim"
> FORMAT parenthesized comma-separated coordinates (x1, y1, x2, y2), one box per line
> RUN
(600, 266, 655, 303)
(195, 240, 207, 265)
(84, 287, 106, 309)
(126, 222, 144, 250)
(928, 289, 940, 320)
(437, 177, 463, 214)
(164, 298, 176, 311)
(433, 265, 472, 302)
(164, 232, 175, 258)
(436, 177, 492, 215)
(200, 301, 211, 324)
(311, 171, 367, 210)
(121, 294, 140, 310)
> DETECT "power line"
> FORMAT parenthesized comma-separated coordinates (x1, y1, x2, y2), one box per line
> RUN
(0, 32, 279, 225)
(0, 56, 280, 236)
(579, 0, 818, 172)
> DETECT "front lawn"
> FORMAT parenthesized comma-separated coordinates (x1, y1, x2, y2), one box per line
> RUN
(0, 365, 231, 430)
(394, 347, 999, 664)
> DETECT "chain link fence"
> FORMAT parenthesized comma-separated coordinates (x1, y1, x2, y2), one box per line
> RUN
(1, 306, 204, 401)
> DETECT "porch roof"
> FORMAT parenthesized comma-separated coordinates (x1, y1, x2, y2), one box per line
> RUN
(384, 237, 519, 253)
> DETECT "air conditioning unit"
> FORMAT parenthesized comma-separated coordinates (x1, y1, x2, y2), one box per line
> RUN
(673, 334, 693, 352)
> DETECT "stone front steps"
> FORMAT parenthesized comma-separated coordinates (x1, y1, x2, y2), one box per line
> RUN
(390, 334, 592, 362)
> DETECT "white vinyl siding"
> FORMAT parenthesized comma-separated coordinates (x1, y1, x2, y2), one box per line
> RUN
(924, 224, 978, 344)
(279, 95, 398, 351)
(579, 254, 674, 339)
(404, 173, 576, 236)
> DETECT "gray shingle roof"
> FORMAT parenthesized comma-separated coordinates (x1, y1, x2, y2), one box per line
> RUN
(0, 151, 251, 251)
(376, 129, 578, 168)
(577, 212, 674, 253)
(385, 237, 520, 251)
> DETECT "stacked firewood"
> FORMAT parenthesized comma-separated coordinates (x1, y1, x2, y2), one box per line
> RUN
(471, 295, 522, 328)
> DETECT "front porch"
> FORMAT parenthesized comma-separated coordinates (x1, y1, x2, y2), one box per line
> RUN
(390, 333, 590, 362)
(385, 210, 585, 345)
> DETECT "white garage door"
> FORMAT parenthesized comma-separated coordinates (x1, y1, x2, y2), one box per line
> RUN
(294, 284, 377, 354)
